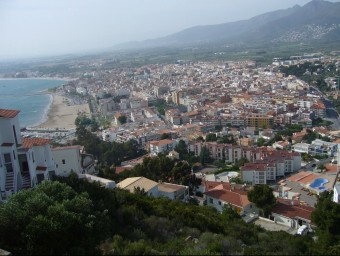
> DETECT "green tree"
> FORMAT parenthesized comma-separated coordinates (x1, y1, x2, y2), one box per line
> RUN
(200, 146, 211, 165)
(118, 115, 127, 124)
(257, 137, 266, 147)
(311, 191, 340, 252)
(206, 133, 217, 142)
(0, 181, 108, 255)
(248, 185, 276, 217)
(174, 140, 188, 160)
(160, 133, 170, 139)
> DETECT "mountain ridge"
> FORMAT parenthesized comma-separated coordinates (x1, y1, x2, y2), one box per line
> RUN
(114, 0, 340, 50)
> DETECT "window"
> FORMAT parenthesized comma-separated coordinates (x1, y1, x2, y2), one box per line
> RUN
(209, 198, 213, 204)
(62, 159, 66, 164)
(218, 201, 222, 205)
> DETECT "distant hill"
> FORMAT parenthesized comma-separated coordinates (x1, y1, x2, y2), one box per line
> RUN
(115, 0, 340, 50)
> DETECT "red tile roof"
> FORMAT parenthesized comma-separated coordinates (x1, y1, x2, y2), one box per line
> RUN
(325, 163, 338, 173)
(272, 198, 315, 221)
(22, 138, 50, 149)
(0, 109, 20, 118)
(204, 183, 250, 209)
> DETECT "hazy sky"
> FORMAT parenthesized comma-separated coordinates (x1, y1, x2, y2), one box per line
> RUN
(0, 0, 339, 59)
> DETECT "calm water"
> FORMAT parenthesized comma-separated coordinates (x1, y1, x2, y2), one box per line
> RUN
(0, 79, 66, 128)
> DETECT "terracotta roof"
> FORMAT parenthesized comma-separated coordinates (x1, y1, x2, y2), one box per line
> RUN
(149, 139, 174, 146)
(22, 138, 51, 149)
(325, 164, 338, 173)
(204, 180, 227, 191)
(204, 183, 250, 209)
(272, 198, 315, 221)
(0, 109, 20, 118)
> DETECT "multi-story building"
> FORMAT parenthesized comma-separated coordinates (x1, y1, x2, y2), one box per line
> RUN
(309, 139, 338, 157)
(245, 114, 274, 129)
(0, 109, 57, 201)
(149, 139, 177, 156)
(240, 151, 301, 185)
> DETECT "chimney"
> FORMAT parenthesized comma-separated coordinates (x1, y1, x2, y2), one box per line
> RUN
(231, 182, 235, 191)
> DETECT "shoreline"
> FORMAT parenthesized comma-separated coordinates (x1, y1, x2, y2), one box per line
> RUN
(30, 93, 91, 130)
(0, 77, 75, 82)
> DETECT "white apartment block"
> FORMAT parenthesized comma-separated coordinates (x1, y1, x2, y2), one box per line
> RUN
(149, 139, 177, 156)
(0, 109, 57, 201)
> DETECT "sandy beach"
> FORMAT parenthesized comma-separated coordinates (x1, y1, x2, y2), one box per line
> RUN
(32, 94, 91, 130)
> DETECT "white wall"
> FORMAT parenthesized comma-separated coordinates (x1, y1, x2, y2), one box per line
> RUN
(52, 148, 81, 176)
(272, 213, 292, 227)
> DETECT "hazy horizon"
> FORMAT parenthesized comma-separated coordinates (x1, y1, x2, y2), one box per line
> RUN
(1, 0, 339, 60)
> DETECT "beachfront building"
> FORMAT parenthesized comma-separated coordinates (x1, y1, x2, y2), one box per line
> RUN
(51, 145, 96, 176)
(0, 108, 58, 201)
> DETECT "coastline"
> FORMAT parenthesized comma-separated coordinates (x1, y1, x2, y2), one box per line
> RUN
(30, 93, 91, 130)
(0, 77, 75, 82)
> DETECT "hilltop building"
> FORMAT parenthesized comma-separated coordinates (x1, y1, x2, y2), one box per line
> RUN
(0, 109, 57, 201)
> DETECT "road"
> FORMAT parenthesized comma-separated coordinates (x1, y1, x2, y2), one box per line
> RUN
(310, 86, 340, 130)
(324, 98, 340, 130)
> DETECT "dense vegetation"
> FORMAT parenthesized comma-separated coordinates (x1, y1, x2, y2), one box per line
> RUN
(311, 191, 340, 255)
(74, 115, 144, 166)
(0, 176, 319, 255)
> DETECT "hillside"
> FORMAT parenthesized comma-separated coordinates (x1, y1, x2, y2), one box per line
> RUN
(115, 0, 340, 50)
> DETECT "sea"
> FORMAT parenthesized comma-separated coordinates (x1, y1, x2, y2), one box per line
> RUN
(0, 79, 66, 128)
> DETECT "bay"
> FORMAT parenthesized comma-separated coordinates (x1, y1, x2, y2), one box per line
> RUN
(0, 79, 66, 128)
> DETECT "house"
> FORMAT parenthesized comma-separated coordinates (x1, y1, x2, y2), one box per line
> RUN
(309, 139, 338, 157)
(51, 145, 95, 176)
(149, 139, 177, 156)
(158, 182, 189, 201)
(292, 143, 310, 154)
(272, 141, 290, 150)
(270, 198, 315, 229)
(117, 176, 159, 196)
(204, 182, 256, 214)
